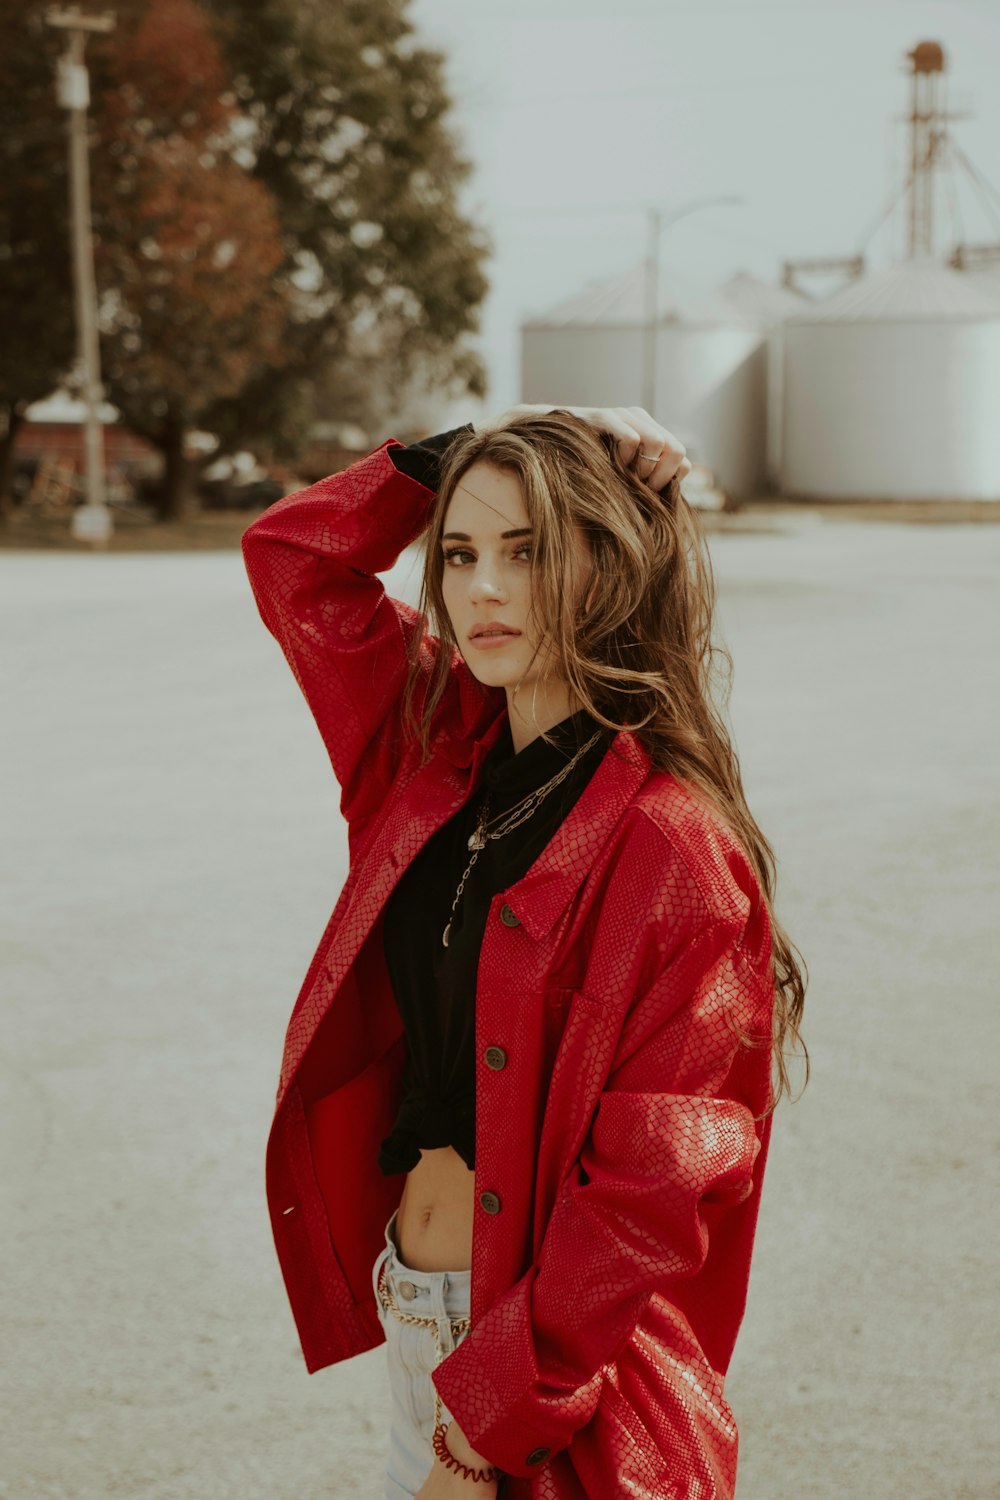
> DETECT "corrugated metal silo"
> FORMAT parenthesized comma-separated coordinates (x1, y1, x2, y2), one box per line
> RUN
(520, 261, 769, 500)
(719, 271, 812, 492)
(781, 258, 1000, 501)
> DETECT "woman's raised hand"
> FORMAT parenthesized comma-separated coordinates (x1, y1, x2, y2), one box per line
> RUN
(475, 404, 692, 491)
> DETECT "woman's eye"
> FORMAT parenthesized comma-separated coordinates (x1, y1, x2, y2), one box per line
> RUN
(441, 545, 533, 565)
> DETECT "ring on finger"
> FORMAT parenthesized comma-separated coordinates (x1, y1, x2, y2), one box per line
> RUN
(639, 450, 662, 462)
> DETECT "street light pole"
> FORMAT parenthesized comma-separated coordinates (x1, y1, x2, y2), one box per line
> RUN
(44, 5, 116, 546)
(640, 195, 745, 419)
(641, 208, 660, 418)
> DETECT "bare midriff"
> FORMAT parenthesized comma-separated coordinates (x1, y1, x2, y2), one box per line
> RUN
(395, 1145, 476, 1271)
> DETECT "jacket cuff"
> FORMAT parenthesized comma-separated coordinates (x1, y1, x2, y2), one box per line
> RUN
(385, 424, 475, 490)
(431, 1270, 605, 1479)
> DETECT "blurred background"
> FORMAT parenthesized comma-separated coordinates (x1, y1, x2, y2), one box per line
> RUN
(1, 2, 998, 1498)
(3, 0, 1000, 533)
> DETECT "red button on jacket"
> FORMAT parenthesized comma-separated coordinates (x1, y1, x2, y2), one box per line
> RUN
(242, 439, 777, 1498)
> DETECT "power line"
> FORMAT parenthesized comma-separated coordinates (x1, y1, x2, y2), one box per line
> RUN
(427, 0, 912, 17)
(949, 136, 1000, 230)
(457, 68, 897, 112)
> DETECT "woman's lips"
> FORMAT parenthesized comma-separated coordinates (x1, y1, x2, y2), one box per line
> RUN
(469, 628, 522, 650)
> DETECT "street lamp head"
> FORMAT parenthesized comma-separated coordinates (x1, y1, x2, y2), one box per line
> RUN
(44, 7, 116, 33)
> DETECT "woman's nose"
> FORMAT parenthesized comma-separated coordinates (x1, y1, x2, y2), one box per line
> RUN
(468, 563, 506, 602)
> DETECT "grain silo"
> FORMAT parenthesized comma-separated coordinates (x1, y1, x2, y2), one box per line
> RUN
(520, 260, 768, 501)
(962, 260, 1000, 304)
(719, 271, 812, 493)
(781, 258, 1000, 501)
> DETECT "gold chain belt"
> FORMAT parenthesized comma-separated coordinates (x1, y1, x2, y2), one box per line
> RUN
(376, 1258, 471, 1430)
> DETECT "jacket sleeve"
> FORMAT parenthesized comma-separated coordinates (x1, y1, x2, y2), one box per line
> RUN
(240, 428, 473, 838)
(431, 899, 775, 1479)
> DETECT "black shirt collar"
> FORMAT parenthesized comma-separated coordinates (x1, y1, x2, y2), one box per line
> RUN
(482, 708, 609, 805)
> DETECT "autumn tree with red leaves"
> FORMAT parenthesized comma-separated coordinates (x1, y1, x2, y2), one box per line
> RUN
(90, 0, 290, 517)
(0, 0, 76, 521)
(1, 0, 490, 519)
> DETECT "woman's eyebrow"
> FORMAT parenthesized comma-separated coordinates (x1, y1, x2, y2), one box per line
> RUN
(441, 527, 533, 542)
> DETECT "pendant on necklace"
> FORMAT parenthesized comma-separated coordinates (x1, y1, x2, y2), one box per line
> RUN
(467, 828, 486, 852)
(442, 921, 452, 947)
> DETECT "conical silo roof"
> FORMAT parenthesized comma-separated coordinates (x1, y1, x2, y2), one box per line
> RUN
(718, 271, 811, 323)
(525, 259, 758, 329)
(785, 257, 1000, 323)
(962, 261, 1000, 300)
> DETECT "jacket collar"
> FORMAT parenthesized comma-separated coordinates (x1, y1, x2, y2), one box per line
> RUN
(433, 702, 508, 774)
(437, 708, 651, 943)
(503, 729, 650, 940)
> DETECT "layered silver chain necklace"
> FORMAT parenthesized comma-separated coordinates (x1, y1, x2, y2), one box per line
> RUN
(441, 729, 603, 947)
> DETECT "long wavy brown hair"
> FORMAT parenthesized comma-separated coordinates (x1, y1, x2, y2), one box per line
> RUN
(400, 409, 808, 1112)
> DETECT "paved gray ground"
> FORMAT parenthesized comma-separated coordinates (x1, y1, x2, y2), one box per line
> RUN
(2, 512, 997, 1500)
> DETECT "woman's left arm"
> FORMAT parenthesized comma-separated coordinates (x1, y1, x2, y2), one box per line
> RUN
(432, 905, 775, 1480)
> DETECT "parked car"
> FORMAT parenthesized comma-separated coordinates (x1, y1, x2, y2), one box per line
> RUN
(680, 464, 733, 513)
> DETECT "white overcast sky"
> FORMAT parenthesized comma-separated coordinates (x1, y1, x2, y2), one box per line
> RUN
(407, 0, 1000, 417)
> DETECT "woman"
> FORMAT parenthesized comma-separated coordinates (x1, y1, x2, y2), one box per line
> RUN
(241, 404, 807, 1499)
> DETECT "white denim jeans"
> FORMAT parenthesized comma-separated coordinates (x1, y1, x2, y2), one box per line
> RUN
(371, 1209, 473, 1500)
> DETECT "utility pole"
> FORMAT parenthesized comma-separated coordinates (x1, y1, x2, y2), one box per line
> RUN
(641, 209, 660, 418)
(640, 195, 744, 419)
(44, 5, 116, 546)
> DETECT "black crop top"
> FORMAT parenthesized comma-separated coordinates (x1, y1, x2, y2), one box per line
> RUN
(377, 705, 613, 1175)
(377, 425, 614, 1175)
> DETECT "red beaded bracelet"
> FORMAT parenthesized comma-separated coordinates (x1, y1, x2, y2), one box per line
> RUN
(432, 1421, 499, 1483)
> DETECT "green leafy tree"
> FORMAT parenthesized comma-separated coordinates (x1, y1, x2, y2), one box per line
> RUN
(0, 0, 490, 519)
(197, 0, 491, 459)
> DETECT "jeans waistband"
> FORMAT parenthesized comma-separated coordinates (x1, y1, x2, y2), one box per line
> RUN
(378, 1210, 471, 1322)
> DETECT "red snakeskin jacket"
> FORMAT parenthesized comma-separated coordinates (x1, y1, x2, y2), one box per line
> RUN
(241, 438, 777, 1499)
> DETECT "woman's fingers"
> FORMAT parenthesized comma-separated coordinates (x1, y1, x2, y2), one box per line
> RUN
(558, 406, 687, 490)
(618, 405, 688, 490)
(637, 441, 690, 491)
(495, 405, 690, 492)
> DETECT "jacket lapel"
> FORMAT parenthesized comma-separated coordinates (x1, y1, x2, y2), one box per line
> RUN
(496, 728, 651, 942)
(433, 704, 509, 779)
(277, 713, 650, 1113)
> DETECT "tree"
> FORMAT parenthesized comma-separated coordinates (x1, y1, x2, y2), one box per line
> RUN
(0, 2, 76, 521)
(197, 0, 491, 456)
(90, 0, 292, 517)
(0, 0, 491, 517)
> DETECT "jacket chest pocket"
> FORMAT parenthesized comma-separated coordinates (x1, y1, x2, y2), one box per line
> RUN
(543, 983, 603, 1015)
(541, 982, 576, 1030)
(540, 985, 604, 1067)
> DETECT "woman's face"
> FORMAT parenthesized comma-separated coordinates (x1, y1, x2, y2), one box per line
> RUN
(439, 460, 592, 700)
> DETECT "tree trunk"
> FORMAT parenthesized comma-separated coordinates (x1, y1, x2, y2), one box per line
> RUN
(0, 401, 27, 527)
(156, 414, 197, 521)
